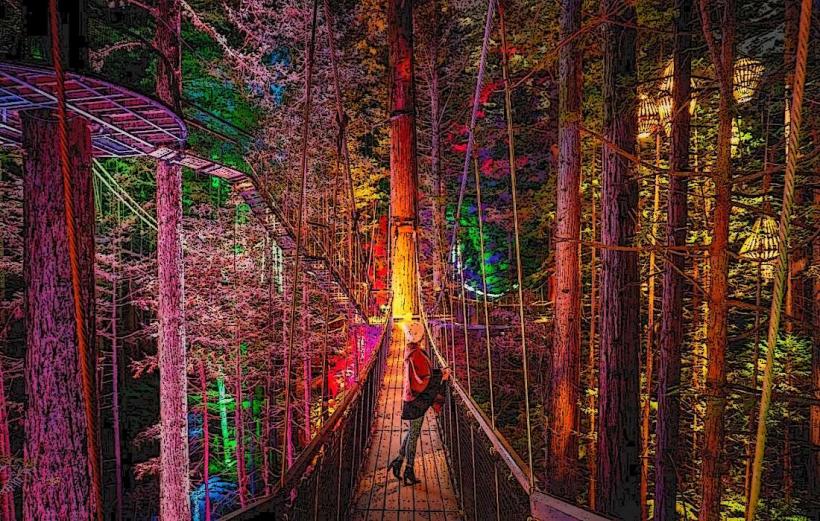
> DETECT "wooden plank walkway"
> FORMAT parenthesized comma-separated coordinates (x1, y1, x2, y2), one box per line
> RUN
(351, 335, 462, 520)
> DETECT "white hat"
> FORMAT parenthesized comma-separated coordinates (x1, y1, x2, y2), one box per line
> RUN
(403, 321, 425, 344)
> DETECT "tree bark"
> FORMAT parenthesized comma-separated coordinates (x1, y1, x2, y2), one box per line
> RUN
(0, 167, 14, 521)
(812, 183, 820, 520)
(549, 0, 582, 500)
(654, 1, 692, 518)
(111, 262, 124, 521)
(22, 109, 96, 520)
(199, 360, 211, 521)
(697, 1, 735, 518)
(389, 0, 419, 322)
(154, 0, 191, 517)
(596, 0, 641, 517)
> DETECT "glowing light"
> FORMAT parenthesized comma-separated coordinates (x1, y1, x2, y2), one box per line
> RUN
(740, 215, 778, 279)
(733, 57, 764, 104)
(638, 93, 660, 140)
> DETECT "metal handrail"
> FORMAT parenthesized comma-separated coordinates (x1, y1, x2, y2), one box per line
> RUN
(221, 318, 392, 520)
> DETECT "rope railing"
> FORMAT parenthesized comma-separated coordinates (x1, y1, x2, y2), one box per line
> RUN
(220, 318, 392, 521)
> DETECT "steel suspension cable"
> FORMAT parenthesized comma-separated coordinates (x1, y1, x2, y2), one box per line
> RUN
(49, 1, 104, 516)
(472, 152, 501, 520)
(746, 0, 812, 516)
(498, 3, 534, 488)
(281, 0, 320, 486)
(447, 0, 497, 256)
(471, 154, 495, 424)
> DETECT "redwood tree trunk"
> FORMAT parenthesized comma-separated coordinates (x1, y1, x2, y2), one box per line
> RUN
(698, 1, 734, 518)
(389, 0, 419, 321)
(22, 109, 96, 520)
(812, 184, 820, 520)
(596, 0, 641, 517)
(654, 1, 692, 518)
(548, 0, 582, 500)
(154, 0, 191, 517)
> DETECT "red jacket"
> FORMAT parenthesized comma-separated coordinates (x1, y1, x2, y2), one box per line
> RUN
(403, 343, 445, 414)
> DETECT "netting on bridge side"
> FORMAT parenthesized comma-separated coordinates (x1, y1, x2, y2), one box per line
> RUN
(438, 381, 531, 520)
(222, 321, 390, 521)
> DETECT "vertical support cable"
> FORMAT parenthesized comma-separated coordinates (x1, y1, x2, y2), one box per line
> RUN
(498, 2, 535, 488)
(48, 1, 103, 517)
(281, 0, 320, 486)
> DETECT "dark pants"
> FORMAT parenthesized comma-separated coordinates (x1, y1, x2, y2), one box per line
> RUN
(399, 416, 424, 468)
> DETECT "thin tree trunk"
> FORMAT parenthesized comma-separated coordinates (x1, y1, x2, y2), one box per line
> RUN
(549, 0, 582, 500)
(22, 110, 95, 520)
(641, 135, 661, 521)
(587, 183, 598, 511)
(111, 258, 124, 521)
(235, 353, 247, 507)
(597, 0, 640, 517)
(697, 0, 735, 517)
(654, 2, 692, 518)
(154, 0, 191, 517)
(811, 183, 820, 520)
(0, 166, 14, 521)
(388, 0, 420, 322)
(199, 360, 211, 521)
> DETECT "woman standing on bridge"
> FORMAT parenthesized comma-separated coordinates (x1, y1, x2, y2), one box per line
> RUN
(388, 321, 450, 485)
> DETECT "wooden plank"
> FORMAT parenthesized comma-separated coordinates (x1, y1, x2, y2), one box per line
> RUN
(352, 335, 462, 520)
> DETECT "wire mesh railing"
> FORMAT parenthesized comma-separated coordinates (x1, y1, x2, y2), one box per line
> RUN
(221, 319, 391, 521)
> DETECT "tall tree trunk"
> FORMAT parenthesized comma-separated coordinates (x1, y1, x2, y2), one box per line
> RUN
(812, 183, 820, 520)
(0, 169, 14, 521)
(597, 0, 640, 517)
(388, 0, 419, 322)
(654, 1, 692, 518)
(199, 360, 211, 521)
(587, 183, 598, 511)
(111, 262, 124, 521)
(641, 137, 661, 521)
(22, 110, 95, 520)
(549, 0, 582, 500)
(154, 0, 191, 517)
(697, 0, 735, 518)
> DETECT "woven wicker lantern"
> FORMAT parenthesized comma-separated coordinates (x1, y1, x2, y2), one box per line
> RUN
(638, 92, 660, 140)
(657, 59, 697, 135)
(733, 57, 764, 104)
(740, 215, 779, 279)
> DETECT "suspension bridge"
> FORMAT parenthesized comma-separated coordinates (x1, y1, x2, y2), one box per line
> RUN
(0, 50, 613, 519)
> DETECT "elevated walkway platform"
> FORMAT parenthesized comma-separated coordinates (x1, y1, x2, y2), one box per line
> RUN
(351, 333, 461, 520)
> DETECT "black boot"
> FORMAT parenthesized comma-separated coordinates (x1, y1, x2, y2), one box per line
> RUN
(403, 466, 421, 486)
(387, 457, 403, 481)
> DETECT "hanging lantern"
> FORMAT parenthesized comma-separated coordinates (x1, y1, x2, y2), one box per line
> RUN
(731, 118, 741, 157)
(659, 59, 698, 119)
(657, 95, 673, 137)
(733, 57, 764, 104)
(740, 215, 779, 279)
(638, 92, 660, 140)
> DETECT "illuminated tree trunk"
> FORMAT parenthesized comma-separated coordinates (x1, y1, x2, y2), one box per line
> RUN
(596, 1, 640, 516)
(548, 0, 582, 500)
(0, 190, 14, 521)
(111, 265, 124, 521)
(812, 184, 820, 520)
(654, 1, 691, 518)
(199, 360, 211, 521)
(388, 0, 419, 321)
(154, 0, 191, 517)
(22, 110, 96, 520)
(697, 1, 734, 518)
(235, 355, 247, 508)
(0, 346, 11, 521)
(587, 184, 598, 511)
